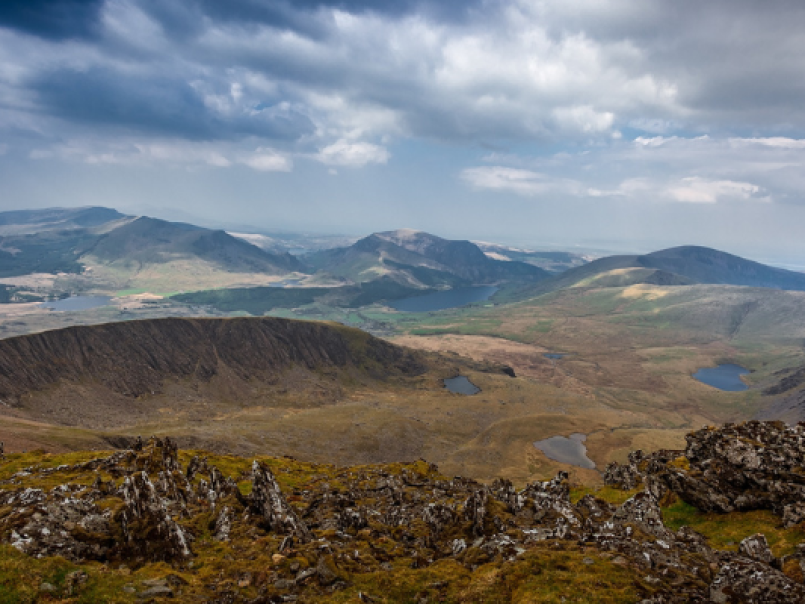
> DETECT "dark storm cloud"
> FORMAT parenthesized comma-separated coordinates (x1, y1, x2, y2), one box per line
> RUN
(5, 0, 805, 171)
(536, 1, 805, 130)
(0, 0, 104, 40)
(30, 67, 314, 141)
(175, 0, 478, 26)
(9, 0, 805, 148)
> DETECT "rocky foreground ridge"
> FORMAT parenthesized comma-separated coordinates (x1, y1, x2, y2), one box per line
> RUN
(1, 422, 805, 602)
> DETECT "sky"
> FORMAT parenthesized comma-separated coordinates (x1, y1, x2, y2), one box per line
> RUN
(2, 0, 805, 264)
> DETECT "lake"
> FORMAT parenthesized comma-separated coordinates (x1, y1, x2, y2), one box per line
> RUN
(444, 375, 481, 395)
(40, 296, 113, 312)
(544, 353, 566, 360)
(692, 364, 750, 392)
(533, 433, 596, 469)
(389, 285, 498, 312)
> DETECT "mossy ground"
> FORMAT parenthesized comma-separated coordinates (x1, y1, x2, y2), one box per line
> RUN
(663, 501, 805, 558)
(2, 448, 804, 602)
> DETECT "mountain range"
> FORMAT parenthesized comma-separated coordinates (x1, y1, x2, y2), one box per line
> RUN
(0, 208, 304, 294)
(521, 245, 805, 297)
(2, 206, 805, 310)
(303, 228, 551, 288)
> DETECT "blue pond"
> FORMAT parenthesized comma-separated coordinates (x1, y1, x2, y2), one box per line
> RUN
(534, 433, 596, 469)
(389, 286, 498, 312)
(544, 353, 566, 360)
(444, 376, 481, 395)
(692, 364, 750, 392)
(40, 296, 113, 311)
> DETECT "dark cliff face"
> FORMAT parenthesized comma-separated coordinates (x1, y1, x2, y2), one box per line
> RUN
(0, 317, 426, 403)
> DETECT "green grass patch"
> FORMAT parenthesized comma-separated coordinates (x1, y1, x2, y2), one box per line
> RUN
(570, 485, 641, 506)
(662, 501, 805, 557)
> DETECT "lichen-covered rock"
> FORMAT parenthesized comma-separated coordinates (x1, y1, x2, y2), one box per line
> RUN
(250, 461, 312, 542)
(518, 472, 581, 528)
(2, 490, 112, 562)
(710, 557, 805, 603)
(739, 533, 775, 566)
(463, 488, 490, 537)
(212, 506, 233, 542)
(2, 425, 804, 602)
(611, 492, 674, 541)
(605, 421, 805, 520)
(119, 471, 192, 561)
(782, 502, 805, 528)
(604, 450, 646, 490)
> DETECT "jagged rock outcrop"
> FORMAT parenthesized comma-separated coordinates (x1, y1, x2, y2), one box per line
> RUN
(2, 425, 805, 602)
(250, 461, 312, 542)
(605, 420, 805, 522)
(603, 449, 646, 490)
(118, 471, 192, 561)
(710, 557, 805, 603)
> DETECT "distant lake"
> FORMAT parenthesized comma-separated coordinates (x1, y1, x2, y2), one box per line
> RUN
(40, 296, 112, 311)
(444, 375, 481, 395)
(389, 286, 498, 312)
(534, 433, 596, 469)
(544, 353, 566, 360)
(693, 364, 750, 391)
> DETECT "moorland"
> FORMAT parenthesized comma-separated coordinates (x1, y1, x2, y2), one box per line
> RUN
(3, 207, 805, 602)
(1, 207, 805, 487)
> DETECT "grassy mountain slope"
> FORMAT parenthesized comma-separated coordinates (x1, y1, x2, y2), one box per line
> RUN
(0, 227, 103, 277)
(88, 216, 303, 274)
(304, 233, 459, 285)
(0, 206, 126, 235)
(473, 241, 590, 273)
(0, 209, 306, 292)
(0, 316, 425, 407)
(641, 246, 805, 289)
(570, 267, 694, 289)
(171, 276, 431, 314)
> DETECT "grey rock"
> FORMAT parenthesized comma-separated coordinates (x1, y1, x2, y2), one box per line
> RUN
(710, 557, 805, 603)
(138, 585, 174, 598)
(250, 461, 312, 542)
(738, 533, 774, 566)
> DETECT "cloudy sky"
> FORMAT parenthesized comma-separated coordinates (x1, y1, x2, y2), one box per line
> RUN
(2, 0, 805, 263)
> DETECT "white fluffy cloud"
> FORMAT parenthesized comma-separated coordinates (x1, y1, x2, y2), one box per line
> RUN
(314, 140, 389, 167)
(667, 177, 764, 204)
(28, 138, 299, 173)
(462, 166, 581, 196)
(240, 149, 292, 172)
(463, 135, 802, 205)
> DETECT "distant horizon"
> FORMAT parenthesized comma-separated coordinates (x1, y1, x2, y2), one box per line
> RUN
(3, 2, 805, 267)
(4, 202, 804, 273)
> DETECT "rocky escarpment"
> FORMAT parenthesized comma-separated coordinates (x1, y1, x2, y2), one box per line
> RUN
(0, 317, 426, 404)
(604, 420, 805, 527)
(3, 427, 805, 602)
